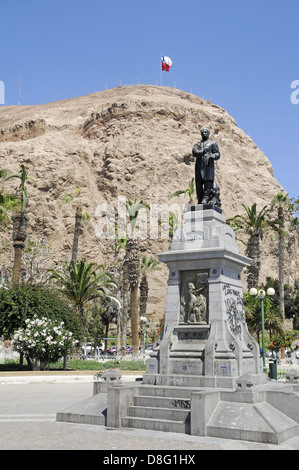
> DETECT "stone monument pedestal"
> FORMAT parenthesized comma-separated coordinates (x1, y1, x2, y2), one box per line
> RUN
(56, 205, 299, 444)
(144, 205, 267, 389)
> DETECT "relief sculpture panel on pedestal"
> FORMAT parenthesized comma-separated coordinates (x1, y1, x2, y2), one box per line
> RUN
(180, 270, 209, 324)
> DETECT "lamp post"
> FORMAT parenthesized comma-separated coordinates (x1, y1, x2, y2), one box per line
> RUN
(249, 287, 275, 373)
(140, 316, 146, 359)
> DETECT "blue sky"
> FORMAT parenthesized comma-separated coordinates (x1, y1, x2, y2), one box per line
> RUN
(1, 0, 298, 200)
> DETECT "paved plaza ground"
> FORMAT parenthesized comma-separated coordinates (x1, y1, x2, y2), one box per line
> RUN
(1, 372, 299, 451)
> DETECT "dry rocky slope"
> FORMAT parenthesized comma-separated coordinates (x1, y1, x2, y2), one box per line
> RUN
(0, 85, 297, 324)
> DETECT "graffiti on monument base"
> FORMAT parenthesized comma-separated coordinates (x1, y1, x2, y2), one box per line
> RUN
(222, 283, 245, 339)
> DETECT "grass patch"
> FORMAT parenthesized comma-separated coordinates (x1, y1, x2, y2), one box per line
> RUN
(53, 359, 146, 371)
(0, 358, 146, 372)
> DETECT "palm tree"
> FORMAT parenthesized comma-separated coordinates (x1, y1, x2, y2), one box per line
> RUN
(244, 291, 284, 345)
(62, 187, 90, 263)
(124, 198, 149, 358)
(112, 227, 127, 264)
(98, 298, 118, 354)
(139, 256, 160, 348)
(159, 211, 180, 248)
(117, 249, 129, 356)
(89, 301, 105, 359)
(49, 260, 117, 341)
(113, 233, 129, 356)
(139, 256, 160, 319)
(169, 177, 195, 204)
(270, 193, 294, 318)
(3, 164, 35, 284)
(264, 308, 284, 339)
(0, 188, 20, 230)
(227, 203, 282, 290)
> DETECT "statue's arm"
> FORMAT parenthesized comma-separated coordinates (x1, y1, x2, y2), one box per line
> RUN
(194, 285, 205, 293)
(192, 142, 204, 158)
(211, 142, 220, 161)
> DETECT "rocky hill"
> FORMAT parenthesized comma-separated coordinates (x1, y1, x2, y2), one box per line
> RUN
(0, 85, 297, 324)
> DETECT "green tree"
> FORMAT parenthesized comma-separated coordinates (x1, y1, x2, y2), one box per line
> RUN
(159, 211, 180, 248)
(289, 281, 299, 329)
(0, 169, 20, 229)
(12, 315, 78, 370)
(0, 283, 81, 341)
(139, 256, 160, 319)
(62, 187, 90, 263)
(169, 177, 195, 204)
(49, 260, 117, 341)
(124, 198, 149, 358)
(266, 331, 297, 354)
(110, 228, 128, 355)
(99, 298, 119, 354)
(3, 164, 35, 212)
(3, 164, 35, 284)
(227, 203, 282, 290)
(270, 193, 294, 318)
(87, 300, 105, 358)
(244, 291, 284, 346)
(139, 256, 160, 348)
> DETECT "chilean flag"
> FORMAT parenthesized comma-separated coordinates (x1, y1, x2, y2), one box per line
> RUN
(161, 56, 172, 72)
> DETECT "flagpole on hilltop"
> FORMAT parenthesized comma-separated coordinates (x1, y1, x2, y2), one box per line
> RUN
(160, 55, 162, 86)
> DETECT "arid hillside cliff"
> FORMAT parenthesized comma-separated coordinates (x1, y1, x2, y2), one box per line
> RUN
(0, 85, 297, 322)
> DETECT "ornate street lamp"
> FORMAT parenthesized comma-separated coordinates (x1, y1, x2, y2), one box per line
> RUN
(249, 287, 275, 373)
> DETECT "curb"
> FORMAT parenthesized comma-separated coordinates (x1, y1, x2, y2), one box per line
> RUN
(0, 374, 142, 385)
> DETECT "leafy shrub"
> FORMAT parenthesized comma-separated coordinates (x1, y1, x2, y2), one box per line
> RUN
(12, 315, 78, 370)
(0, 284, 81, 340)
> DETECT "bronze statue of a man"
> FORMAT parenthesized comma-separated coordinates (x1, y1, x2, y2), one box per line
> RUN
(192, 128, 220, 204)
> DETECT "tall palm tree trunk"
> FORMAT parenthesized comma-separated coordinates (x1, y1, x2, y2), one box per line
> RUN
(246, 234, 260, 290)
(277, 206, 285, 318)
(278, 231, 285, 316)
(12, 244, 24, 284)
(79, 303, 87, 356)
(139, 275, 149, 348)
(120, 258, 129, 355)
(126, 239, 140, 359)
(71, 205, 83, 263)
(139, 275, 149, 317)
(12, 212, 29, 284)
(130, 284, 139, 357)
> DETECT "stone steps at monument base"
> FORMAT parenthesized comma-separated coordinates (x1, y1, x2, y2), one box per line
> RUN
(127, 405, 190, 422)
(142, 373, 227, 388)
(122, 416, 190, 434)
(122, 387, 191, 434)
(138, 384, 198, 399)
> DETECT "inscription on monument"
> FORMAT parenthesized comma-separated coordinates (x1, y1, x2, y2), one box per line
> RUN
(222, 284, 245, 338)
(185, 231, 203, 241)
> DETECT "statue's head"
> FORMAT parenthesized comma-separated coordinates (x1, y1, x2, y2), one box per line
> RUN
(200, 128, 210, 140)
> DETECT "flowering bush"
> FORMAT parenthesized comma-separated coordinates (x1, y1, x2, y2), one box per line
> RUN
(267, 331, 298, 353)
(12, 315, 78, 370)
(267, 335, 283, 352)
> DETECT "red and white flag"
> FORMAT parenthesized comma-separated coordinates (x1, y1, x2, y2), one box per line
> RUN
(161, 56, 172, 71)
